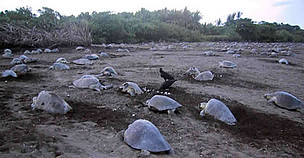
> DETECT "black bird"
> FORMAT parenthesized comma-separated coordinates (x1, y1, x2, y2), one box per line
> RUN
(160, 79, 177, 90)
(159, 68, 175, 81)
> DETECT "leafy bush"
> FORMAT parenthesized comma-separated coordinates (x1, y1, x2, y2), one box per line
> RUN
(0, 7, 303, 47)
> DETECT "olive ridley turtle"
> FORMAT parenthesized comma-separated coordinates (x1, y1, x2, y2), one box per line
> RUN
(146, 95, 182, 113)
(44, 48, 52, 53)
(10, 64, 31, 75)
(72, 58, 93, 65)
(1, 70, 17, 78)
(10, 58, 23, 65)
(76, 46, 85, 51)
(2, 49, 13, 58)
(264, 91, 304, 112)
(56, 57, 70, 64)
(219, 60, 237, 68)
(124, 119, 171, 152)
(10, 55, 37, 65)
(120, 82, 143, 96)
(232, 54, 241, 58)
(202, 51, 216, 56)
(200, 99, 237, 125)
(73, 75, 112, 91)
(278, 58, 288, 65)
(85, 54, 99, 60)
(4, 49, 12, 54)
(49, 63, 70, 70)
(194, 71, 214, 81)
(31, 90, 72, 114)
(101, 66, 118, 76)
(185, 67, 200, 77)
(99, 52, 110, 58)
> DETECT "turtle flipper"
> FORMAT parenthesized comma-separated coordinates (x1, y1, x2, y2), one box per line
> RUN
(267, 97, 277, 104)
(297, 108, 304, 114)
(129, 89, 135, 96)
(89, 85, 101, 92)
(297, 105, 304, 114)
(167, 109, 175, 115)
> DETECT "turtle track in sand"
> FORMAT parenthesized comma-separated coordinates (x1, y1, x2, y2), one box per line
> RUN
(257, 58, 299, 67)
(0, 72, 46, 83)
(65, 100, 131, 131)
(177, 70, 274, 90)
(74, 84, 304, 155)
(164, 88, 304, 156)
(1, 45, 304, 157)
(0, 86, 59, 155)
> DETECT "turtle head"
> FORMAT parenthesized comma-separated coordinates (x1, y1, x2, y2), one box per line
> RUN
(199, 102, 208, 110)
(119, 82, 129, 92)
(199, 102, 209, 118)
(185, 67, 199, 77)
(263, 93, 273, 100)
(31, 97, 38, 110)
(122, 82, 129, 89)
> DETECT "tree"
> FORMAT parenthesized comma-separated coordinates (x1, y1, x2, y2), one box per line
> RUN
(216, 18, 221, 26)
(35, 7, 62, 31)
(236, 11, 243, 19)
(235, 18, 257, 41)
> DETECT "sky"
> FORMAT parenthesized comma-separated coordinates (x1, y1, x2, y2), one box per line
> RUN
(0, 0, 303, 28)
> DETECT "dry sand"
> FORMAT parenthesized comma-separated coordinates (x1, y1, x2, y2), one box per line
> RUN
(1, 42, 304, 157)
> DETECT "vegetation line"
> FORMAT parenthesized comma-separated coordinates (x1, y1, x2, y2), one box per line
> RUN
(1, 7, 303, 48)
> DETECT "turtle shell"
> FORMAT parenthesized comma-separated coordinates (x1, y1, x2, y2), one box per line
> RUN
(24, 50, 31, 54)
(278, 58, 288, 64)
(194, 71, 214, 81)
(44, 48, 52, 53)
(72, 58, 93, 65)
(23, 57, 38, 64)
(19, 55, 29, 61)
(146, 95, 182, 111)
(56, 57, 69, 64)
(4, 49, 12, 54)
(76, 46, 85, 51)
(233, 54, 241, 58)
(2, 52, 13, 58)
(202, 51, 216, 56)
(10, 58, 23, 65)
(219, 60, 237, 68)
(51, 48, 59, 53)
(99, 52, 110, 58)
(10, 64, 30, 75)
(264, 91, 303, 110)
(49, 63, 70, 70)
(101, 66, 118, 76)
(226, 50, 236, 54)
(200, 99, 237, 125)
(120, 82, 143, 96)
(31, 90, 72, 114)
(1, 70, 17, 78)
(185, 67, 200, 77)
(124, 119, 171, 152)
(85, 54, 99, 60)
(73, 75, 101, 89)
